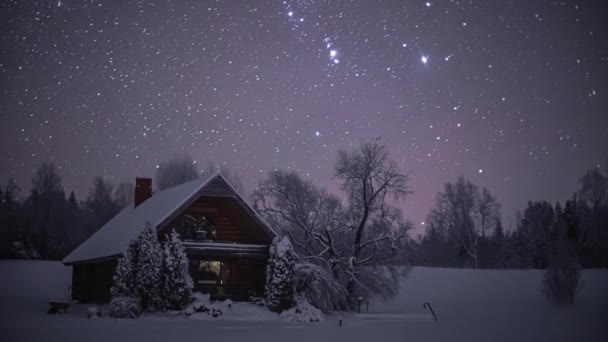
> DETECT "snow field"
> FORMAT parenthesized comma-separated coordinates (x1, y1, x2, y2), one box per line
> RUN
(1, 261, 607, 342)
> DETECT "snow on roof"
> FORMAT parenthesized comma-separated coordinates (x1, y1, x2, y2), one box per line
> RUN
(63, 172, 270, 265)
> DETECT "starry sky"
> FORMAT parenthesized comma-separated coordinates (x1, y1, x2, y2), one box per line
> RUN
(1, 0, 607, 234)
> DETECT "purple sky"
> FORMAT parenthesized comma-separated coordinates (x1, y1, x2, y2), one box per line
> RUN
(1, 0, 607, 235)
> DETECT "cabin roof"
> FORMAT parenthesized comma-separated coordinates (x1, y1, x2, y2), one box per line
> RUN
(62, 172, 276, 265)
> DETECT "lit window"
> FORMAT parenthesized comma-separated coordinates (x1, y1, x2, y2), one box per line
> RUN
(198, 261, 221, 285)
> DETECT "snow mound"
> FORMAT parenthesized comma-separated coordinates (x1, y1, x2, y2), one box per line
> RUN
(183, 292, 276, 321)
(280, 300, 323, 323)
(109, 297, 142, 319)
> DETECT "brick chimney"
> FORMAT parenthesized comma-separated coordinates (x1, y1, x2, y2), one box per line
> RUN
(134, 177, 152, 207)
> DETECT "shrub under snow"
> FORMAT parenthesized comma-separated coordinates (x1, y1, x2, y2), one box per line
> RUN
(265, 236, 297, 313)
(185, 293, 227, 318)
(280, 299, 324, 322)
(108, 297, 142, 319)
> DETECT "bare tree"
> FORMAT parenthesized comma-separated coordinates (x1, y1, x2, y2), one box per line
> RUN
(31, 162, 63, 197)
(479, 187, 501, 238)
(252, 170, 345, 272)
(253, 137, 412, 305)
(334, 137, 411, 295)
(577, 167, 608, 267)
(155, 155, 199, 190)
(578, 168, 608, 210)
(86, 177, 120, 222)
(28, 162, 67, 258)
(428, 176, 500, 269)
(114, 181, 134, 209)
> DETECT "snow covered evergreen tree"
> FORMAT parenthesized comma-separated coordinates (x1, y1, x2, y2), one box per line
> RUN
(135, 222, 163, 310)
(161, 229, 193, 310)
(265, 236, 296, 313)
(111, 222, 163, 310)
(111, 245, 137, 298)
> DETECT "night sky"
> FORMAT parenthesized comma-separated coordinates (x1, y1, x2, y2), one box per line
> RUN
(1, 0, 607, 234)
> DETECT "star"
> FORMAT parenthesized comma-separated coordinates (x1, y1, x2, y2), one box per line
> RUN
(425, 2, 431, 7)
(421, 55, 429, 64)
(315, 131, 320, 137)
(330, 50, 337, 58)
(287, 11, 293, 17)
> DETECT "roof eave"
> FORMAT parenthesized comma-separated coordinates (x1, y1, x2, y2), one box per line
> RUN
(62, 253, 121, 266)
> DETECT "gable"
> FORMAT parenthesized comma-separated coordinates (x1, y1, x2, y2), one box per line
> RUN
(158, 177, 274, 244)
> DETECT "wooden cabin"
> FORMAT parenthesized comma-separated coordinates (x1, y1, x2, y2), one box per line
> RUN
(62, 173, 276, 303)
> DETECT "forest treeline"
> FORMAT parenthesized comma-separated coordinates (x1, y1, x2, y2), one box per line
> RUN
(0, 155, 240, 260)
(0, 148, 606, 270)
(412, 170, 608, 269)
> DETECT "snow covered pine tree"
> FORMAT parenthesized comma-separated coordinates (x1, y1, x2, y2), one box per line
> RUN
(111, 244, 137, 298)
(265, 236, 297, 313)
(135, 222, 163, 310)
(161, 229, 193, 310)
(111, 222, 163, 310)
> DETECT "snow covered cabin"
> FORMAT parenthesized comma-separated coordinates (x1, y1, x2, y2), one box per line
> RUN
(62, 173, 276, 302)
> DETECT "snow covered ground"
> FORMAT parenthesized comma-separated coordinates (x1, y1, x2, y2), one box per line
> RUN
(1, 260, 606, 342)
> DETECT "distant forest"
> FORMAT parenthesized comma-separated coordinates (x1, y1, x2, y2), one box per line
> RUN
(1, 153, 607, 269)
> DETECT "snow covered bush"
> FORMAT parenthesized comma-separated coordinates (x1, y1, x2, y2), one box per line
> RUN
(111, 222, 163, 310)
(161, 229, 193, 310)
(280, 299, 324, 322)
(108, 297, 142, 319)
(185, 293, 224, 318)
(265, 236, 297, 313)
(294, 262, 350, 313)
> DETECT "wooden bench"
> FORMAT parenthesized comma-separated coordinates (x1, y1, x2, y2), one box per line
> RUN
(48, 300, 78, 314)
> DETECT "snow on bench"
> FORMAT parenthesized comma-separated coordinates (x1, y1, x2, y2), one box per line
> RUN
(47, 299, 78, 314)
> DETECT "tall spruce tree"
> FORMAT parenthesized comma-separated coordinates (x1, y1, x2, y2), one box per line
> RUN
(161, 229, 193, 310)
(111, 245, 137, 298)
(135, 222, 163, 310)
(111, 222, 163, 310)
(265, 236, 297, 313)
